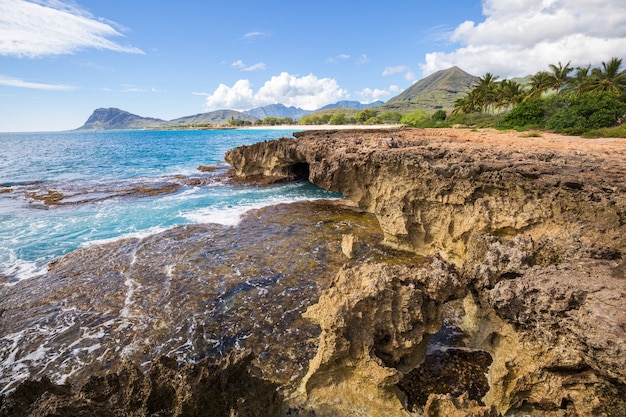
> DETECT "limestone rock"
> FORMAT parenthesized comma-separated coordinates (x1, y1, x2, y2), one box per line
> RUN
(225, 128, 626, 416)
(341, 233, 360, 258)
(295, 257, 465, 416)
(3, 128, 626, 416)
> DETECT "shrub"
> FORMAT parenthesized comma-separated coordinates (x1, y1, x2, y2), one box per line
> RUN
(431, 109, 447, 122)
(546, 92, 625, 134)
(446, 112, 503, 127)
(499, 98, 546, 128)
(582, 124, 626, 138)
(400, 110, 430, 127)
(380, 111, 403, 123)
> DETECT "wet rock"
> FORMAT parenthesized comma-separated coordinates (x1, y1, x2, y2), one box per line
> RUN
(399, 321, 493, 413)
(341, 234, 360, 258)
(0, 200, 391, 415)
(197, 164, 216, 172)
(0, 354, 283, 417)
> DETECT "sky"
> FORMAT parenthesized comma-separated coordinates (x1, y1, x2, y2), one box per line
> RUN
(1, 0, 625, 132)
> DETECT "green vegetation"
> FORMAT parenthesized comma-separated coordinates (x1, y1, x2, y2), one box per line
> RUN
(228, 119, 253, 127)
(583, 124, 626, 138)
(452, 57, 626, 136)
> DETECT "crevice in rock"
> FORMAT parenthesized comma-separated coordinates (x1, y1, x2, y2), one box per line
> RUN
(398, 320, 493, 413)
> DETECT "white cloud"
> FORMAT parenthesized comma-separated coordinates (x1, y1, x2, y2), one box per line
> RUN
(422, 0, 626, 78)
(357, 54, 369, 65)
(0, 73, 75, 90)
(0, 0, 143, 57)
(382, 66, 409, 76)
(242, 31, 269, 42)
(326, 54, 351, 63)
(121, 85, 163, 93)
(231, 60, 266, 72)
(204, 72, 348, 111)
(383, 65, 416, 82)
(357, 85, 399, 103)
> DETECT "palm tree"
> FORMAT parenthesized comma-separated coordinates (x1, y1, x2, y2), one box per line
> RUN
(527, 71, 553, 99)
(566, 65, 592, 97)
(548, 61, 574, 93)
(475, 72, 500, 113)
(453, 89, 482, 114)
(589, 57, 626, 97)
(497, 79, 526, 111)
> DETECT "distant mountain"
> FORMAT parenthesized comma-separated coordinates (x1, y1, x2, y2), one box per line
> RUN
(169, 110, 257, 126)
(380, 66, 479, 113)
(244, 104, 310, 120)
(77, 68, 479, 130)
(318, 100, 384, 111)
(78, 108, 167, 130)
(77, 108, 257, 130)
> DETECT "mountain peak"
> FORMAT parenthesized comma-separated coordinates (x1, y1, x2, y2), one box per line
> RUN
(385, 66, 479, 110)
(244, 104, 311, 120)
(79, 108, 166, 130)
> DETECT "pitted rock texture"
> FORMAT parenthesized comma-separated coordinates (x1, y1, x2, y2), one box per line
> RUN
(226, 128, 626, 262)
(295, 258, 465, 417)
(226, 128, 626, 416)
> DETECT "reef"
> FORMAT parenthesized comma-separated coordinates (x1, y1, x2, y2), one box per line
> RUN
(1, 128, 625, 416)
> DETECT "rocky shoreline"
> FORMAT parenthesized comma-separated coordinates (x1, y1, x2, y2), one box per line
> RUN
(1, 128, 625, 416)
(225, 128, 626, 416)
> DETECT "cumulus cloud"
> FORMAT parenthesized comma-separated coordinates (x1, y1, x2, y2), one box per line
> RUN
(357, 85, 399, 102)
(0, 0, 143, 57)
(422, 0, 626, 78)
(204, 72, 349, 111)
(0, 73, 75, 90)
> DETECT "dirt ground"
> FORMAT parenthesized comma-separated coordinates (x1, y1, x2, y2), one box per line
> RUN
(396, 127, 626, 163)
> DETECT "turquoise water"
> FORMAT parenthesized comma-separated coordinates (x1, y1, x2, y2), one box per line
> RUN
(0, 129, 340, 283)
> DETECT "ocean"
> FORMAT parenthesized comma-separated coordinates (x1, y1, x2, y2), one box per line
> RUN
(0, 129, 341, 285)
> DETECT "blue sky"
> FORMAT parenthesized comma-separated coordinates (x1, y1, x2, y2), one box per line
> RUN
(1, 0, 625, 131)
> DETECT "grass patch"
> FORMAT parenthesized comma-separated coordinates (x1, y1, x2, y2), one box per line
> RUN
(582, 124, 626, 138)
(520, 131, 543, 138)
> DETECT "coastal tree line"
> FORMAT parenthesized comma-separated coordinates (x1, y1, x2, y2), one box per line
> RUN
(225, 57, 626, 136)
(452, 56, 626, 135)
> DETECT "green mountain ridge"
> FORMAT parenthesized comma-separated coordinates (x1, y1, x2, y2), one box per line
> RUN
(379, 66, 479, 113)
(77, 108, 257, 130)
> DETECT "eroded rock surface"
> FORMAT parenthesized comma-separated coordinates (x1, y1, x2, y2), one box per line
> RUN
(226, 128, 626, 416)
(2, 128, 625, 416)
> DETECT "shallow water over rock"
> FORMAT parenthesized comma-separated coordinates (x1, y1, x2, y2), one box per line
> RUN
(0, 200, 398, 395)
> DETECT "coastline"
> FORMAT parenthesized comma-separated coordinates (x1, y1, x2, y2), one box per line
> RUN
(236, 124, 402, 131)
(2, 127, 624, 416)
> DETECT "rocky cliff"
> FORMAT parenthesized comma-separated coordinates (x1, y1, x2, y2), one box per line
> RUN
(225, 128, 626, 416)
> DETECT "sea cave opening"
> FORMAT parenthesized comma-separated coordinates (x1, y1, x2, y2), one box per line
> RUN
(289, 162, 310, 181)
